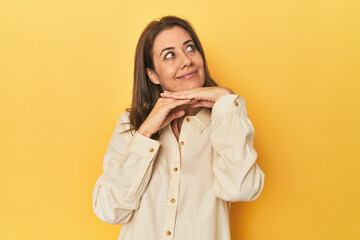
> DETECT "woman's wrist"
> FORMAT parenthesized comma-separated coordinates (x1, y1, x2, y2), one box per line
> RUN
(214, 87, 234, 102)
(138, 126, 153, 138)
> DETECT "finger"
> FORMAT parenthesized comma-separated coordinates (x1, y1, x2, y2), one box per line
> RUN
(160, 93, 181, 99)
(189, 100, 214, 108)
(188, 102, 203, 108)
(189, 102, 206, 108)
(164, 89, 198, 94)
(158, 97, 192, 105)
(162, 87, 211, 100)
(165, 98, 194, 110)
(161, 110, 185, 127)
(188, 99, 201, 105)
(161, 92, 195, 100)
(163, 88, 200, 96)
(172, 89, 199, 97)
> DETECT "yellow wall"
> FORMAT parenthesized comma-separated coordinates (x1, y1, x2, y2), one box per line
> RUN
(1, 0, 359, 239)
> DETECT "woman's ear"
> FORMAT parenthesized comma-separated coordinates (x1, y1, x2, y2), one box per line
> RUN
(146, 68, 160, 85)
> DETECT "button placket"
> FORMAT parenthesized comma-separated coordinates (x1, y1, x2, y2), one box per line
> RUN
(163, 153, 181, 239)
(163, 160, 180, 239)
(162, 117, 191, 240)
(178, 116, 190, 150)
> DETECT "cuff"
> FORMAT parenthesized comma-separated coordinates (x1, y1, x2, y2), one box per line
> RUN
(130, 132, 160, 157)
(212, 94, 246, 118)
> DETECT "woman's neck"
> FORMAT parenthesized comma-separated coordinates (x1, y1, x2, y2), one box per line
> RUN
(177, 105, 201, 117)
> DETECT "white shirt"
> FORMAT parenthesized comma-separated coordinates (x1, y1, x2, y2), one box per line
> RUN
(92, 94, 265, 240)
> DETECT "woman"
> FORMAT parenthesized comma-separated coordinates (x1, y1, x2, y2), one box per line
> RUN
(92, 15, 265, 240)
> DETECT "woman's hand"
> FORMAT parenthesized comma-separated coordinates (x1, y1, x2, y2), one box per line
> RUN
(138, 98, 199, 138)
(160, 87, 234, 108)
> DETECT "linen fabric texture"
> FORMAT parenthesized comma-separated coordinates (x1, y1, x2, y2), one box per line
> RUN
(92, 94, 265, 240)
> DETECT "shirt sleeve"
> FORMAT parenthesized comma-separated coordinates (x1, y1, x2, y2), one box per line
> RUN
(91, 112, 160, 225)
(210, 94, 265, 202)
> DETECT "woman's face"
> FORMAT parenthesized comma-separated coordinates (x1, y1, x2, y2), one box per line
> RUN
(146, 26, 205, 92)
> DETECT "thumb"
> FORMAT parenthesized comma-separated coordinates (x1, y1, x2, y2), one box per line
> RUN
(189, 100, 214, 108)
(161, 110, 185, 128)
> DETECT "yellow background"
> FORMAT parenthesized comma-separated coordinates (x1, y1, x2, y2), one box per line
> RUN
(1, 0, 359, 239)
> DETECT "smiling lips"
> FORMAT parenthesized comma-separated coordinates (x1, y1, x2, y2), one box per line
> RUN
(177, 70, 198, 79)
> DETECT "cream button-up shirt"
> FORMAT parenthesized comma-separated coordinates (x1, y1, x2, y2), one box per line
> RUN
(92, 94, 265, 240)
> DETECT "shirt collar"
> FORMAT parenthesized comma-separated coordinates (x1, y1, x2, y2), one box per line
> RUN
(192, 107, 211, 132)
(164, 107, 211, 135)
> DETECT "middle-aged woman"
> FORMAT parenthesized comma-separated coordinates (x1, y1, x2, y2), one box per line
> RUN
(92, 15, 265, 240)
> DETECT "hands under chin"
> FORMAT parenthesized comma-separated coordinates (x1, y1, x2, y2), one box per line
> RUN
(160, 86, 234, 108)
(138, 87, 234, 138)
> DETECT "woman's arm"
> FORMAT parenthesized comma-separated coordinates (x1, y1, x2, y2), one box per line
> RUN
(210, 94, 265, 202)
(91, 112, 160, 224)
(161, 87, 265, 202)
(92, 97, 198, 224)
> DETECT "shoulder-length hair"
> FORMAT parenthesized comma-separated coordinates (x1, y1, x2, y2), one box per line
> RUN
(127, 15, 217, 139)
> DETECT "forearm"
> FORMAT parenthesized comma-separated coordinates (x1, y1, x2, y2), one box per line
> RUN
(211, 94, 265, 202)
(92, 114, 160, 224)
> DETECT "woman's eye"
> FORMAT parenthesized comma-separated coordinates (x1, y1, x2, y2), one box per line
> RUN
(186, 44, 195, 52)
(164, 52, 175, 60)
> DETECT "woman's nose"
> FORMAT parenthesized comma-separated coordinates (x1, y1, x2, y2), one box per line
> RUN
(181, 52, 193, 68)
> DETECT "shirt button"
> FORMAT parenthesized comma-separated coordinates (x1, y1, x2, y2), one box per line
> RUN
(149, 147, 154, 152)
(234, 101, 239, 106)
(170, 198, 176, 203)
(173, 167, 178, 172)
(179, 141, 184, 146)
(166, 231, 171, 236)
(186, 117, 190, 122)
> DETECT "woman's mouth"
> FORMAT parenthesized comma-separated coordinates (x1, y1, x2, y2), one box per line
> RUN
(177, 70, 198, 79)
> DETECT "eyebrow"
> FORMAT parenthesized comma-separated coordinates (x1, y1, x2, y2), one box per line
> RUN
(160, 39, 194, 57)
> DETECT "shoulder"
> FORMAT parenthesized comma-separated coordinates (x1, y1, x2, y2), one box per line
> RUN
(118, 110, 130, 123)
(116, 110, 134, 135)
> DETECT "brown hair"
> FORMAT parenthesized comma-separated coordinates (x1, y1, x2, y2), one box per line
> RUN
(127, 15, 217, 139)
